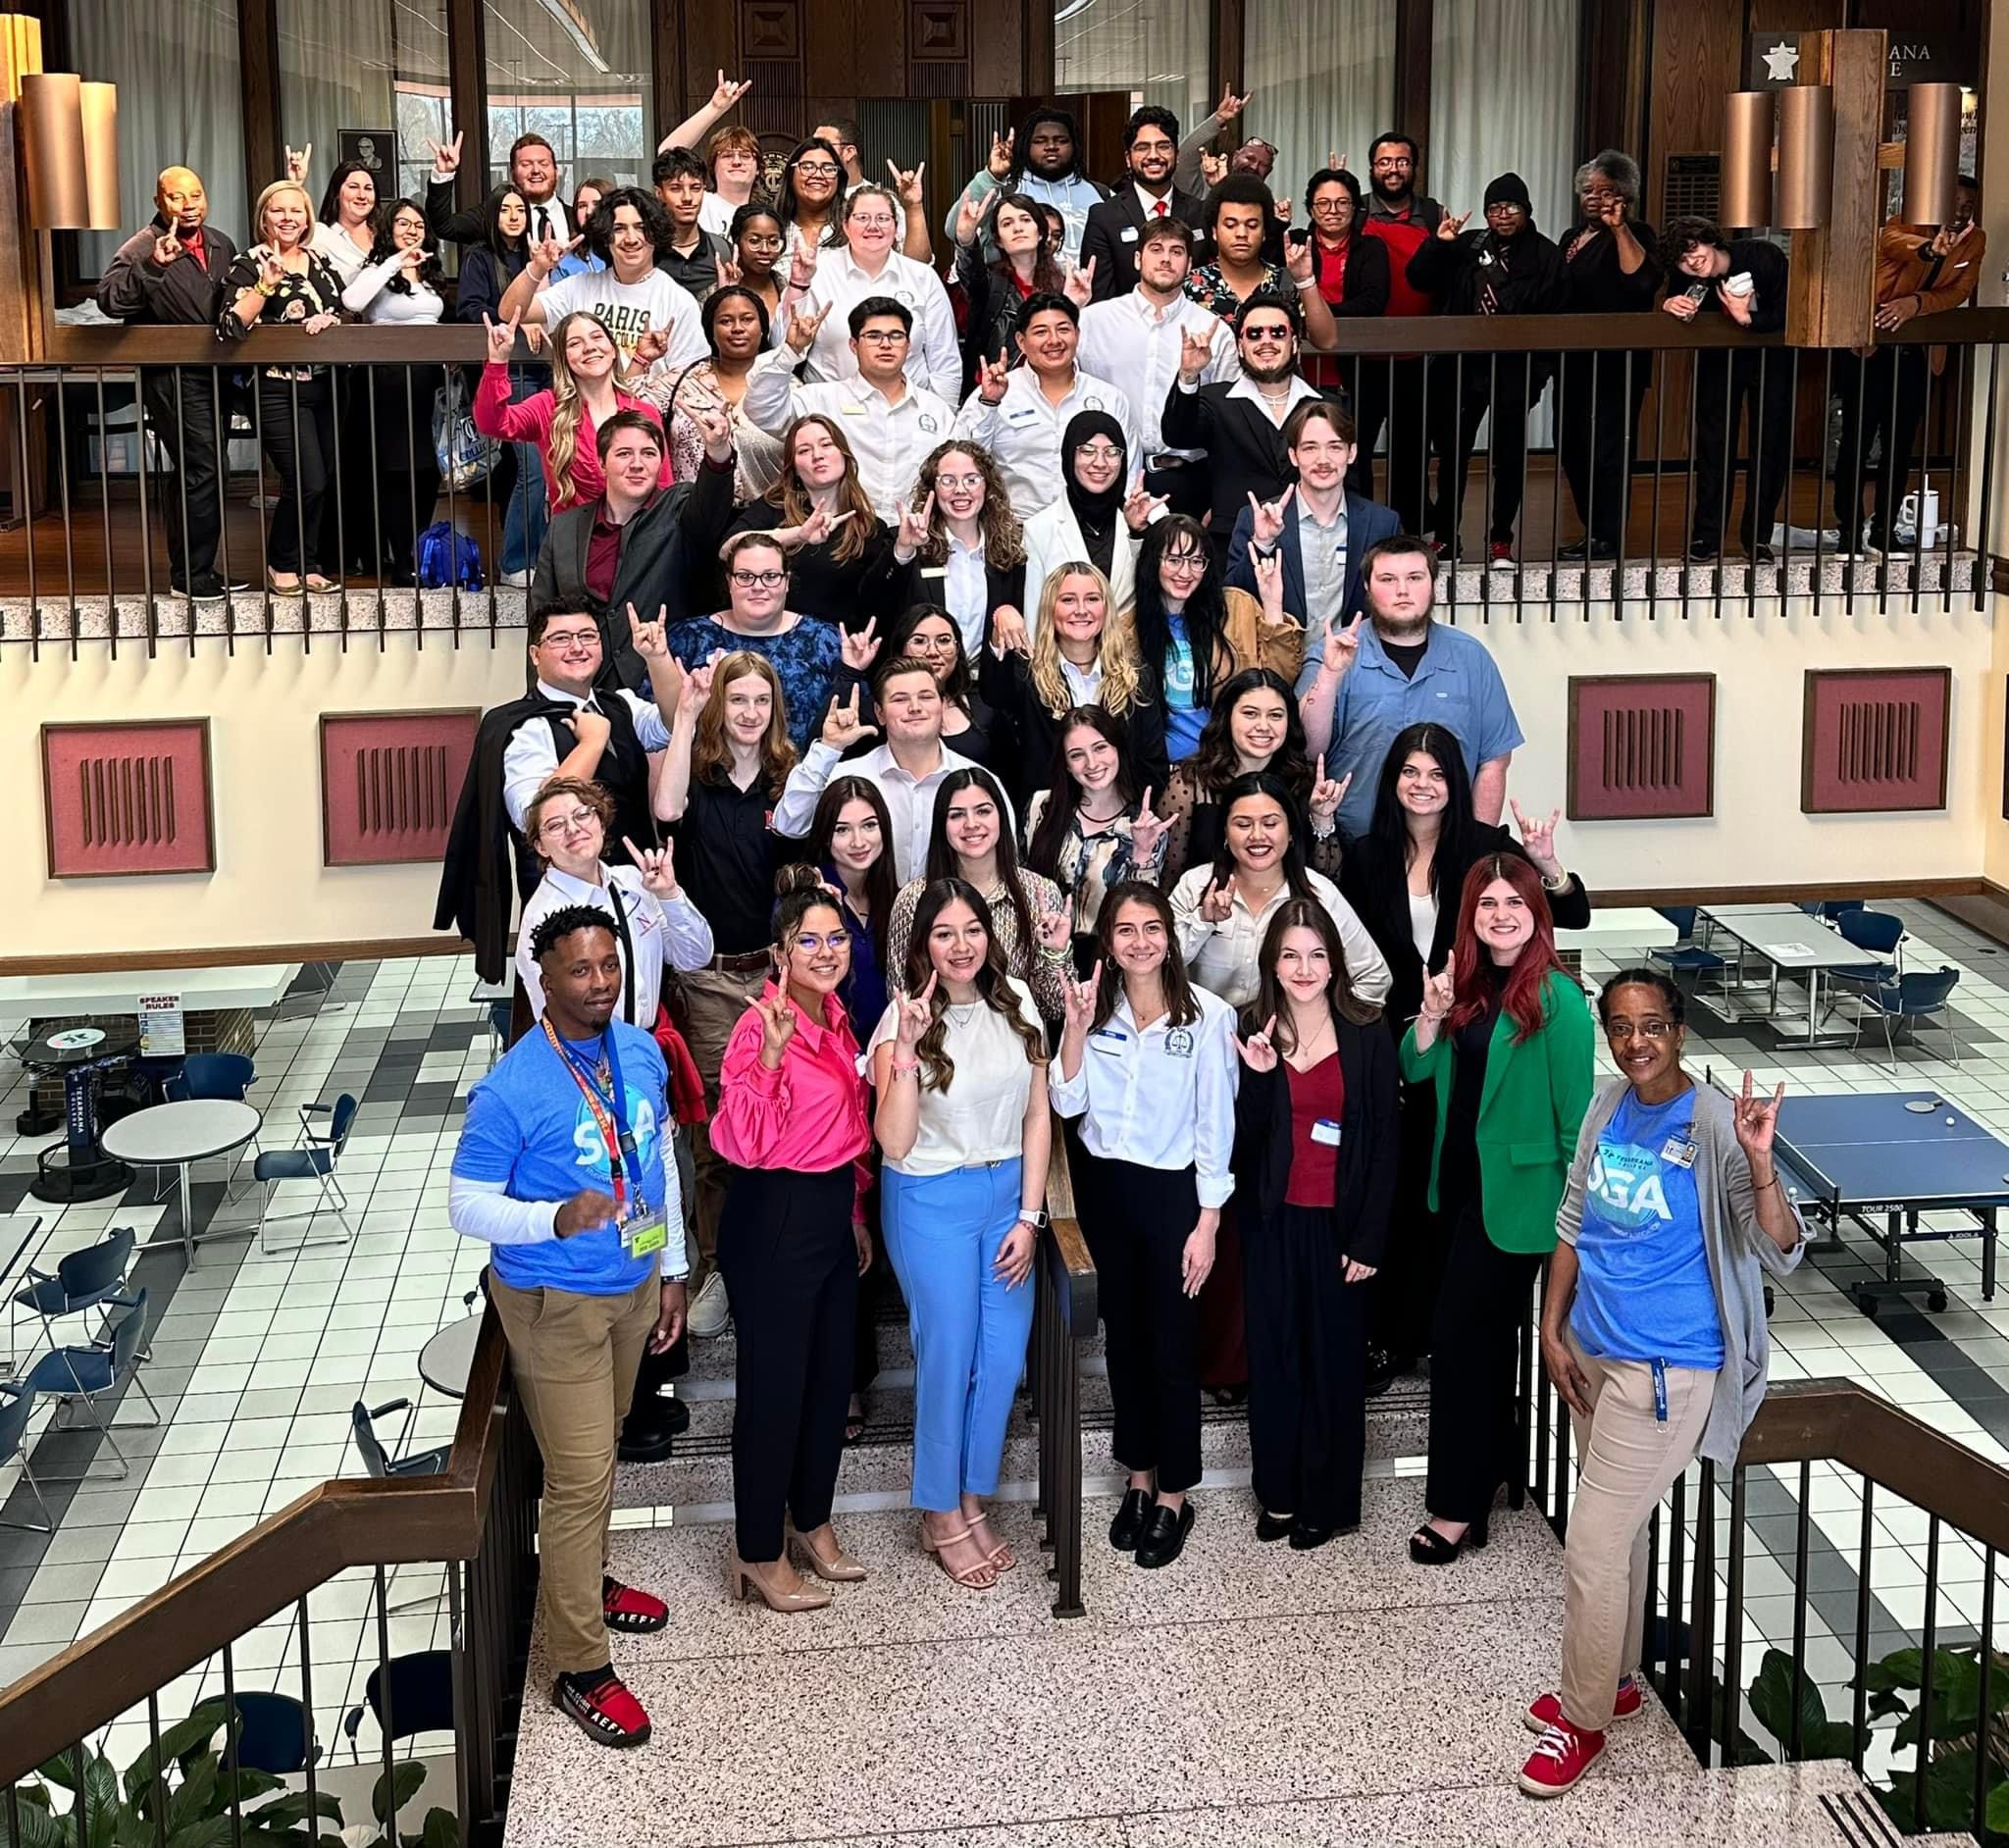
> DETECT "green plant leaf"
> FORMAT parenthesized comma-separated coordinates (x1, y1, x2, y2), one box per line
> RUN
(219, 1769, 286, 1810)
(1745, 1648, 1832, 1757)
(370, 1763, 426, 1827)
(0, 1791, 70, 1848)
(32, 1753, 79, 1795)
(165, 1756, 220, 1837)
(419, 1806, 459, 1848)
(165, 1818, 236, 1848)
(1879, 1747, 1988, 1836)
(1986, 1774, 2009, 1834)
(1859, 1647, 1927, 1694)
(242, 1791, 344, 1831)
(124, 1700, 232, 1805)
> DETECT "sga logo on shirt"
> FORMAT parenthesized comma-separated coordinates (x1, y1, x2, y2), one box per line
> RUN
(1586, 1140, 1674, 1233)
(573, 1087, 660, 1177)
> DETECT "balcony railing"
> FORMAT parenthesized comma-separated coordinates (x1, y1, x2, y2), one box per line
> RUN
(2, 309, 2003, 652)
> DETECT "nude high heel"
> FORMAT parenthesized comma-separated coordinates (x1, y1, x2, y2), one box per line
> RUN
(727, 1553, 832, 1612)
(788, 1521, 866, 1582)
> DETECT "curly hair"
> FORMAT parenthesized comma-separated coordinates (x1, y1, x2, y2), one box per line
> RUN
(529, 901, 616, 963)
(365, 198, 444, 297)
(692, 649, 797, 797)
(901, 879, 1048, 1092)
(1029, 562, 1144, 718)
(583, 185, 669, 263)
(911, 440, 1024, 570)
(765, 414, 877, 564)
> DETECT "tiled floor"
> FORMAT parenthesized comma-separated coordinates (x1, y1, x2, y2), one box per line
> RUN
(2, 902, 2009, 1804)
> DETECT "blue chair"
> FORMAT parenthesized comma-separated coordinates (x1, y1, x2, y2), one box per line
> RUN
(1853, 966, 1963, 1065)
(1834, 908, 1905, 985)
(11, 1226, 137, 1361)
(1648, 907, 1728, 994)
(232, 1691, 319, 1773)
(0, 1381, 53, 1532)
(164, 1053, 258, 1199)
(252, 1096, 358, 1254)
(1819, 899, 1868, 922)
(21, 1289, 158, 1477)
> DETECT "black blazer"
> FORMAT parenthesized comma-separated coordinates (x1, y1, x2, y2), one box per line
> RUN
(1081, 186, 1210, 300)
(1159, 380, 1341, 536)
(718, 503, 922, 634)
(1230, 1017, 1399, 1268)
(531, 459, 738, 689)
(976, 645, 1168, 808)
(1337, 822, 1593, 1028)
(912, 552, 1028, 635)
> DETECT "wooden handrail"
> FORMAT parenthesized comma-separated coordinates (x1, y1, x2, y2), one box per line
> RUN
(1043, 1123, 1097, 1330)
(0, 1306, 514, 1786)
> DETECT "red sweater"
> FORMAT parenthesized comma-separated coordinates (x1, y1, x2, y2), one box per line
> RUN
(472, 362, 672, 512)
(1363, 210, 1435, 319)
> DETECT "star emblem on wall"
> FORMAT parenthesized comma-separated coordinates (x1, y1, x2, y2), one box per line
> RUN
(1762, 40, 1801, 83)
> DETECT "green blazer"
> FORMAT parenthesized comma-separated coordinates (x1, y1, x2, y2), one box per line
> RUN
(1399, 969, 1596, 1255)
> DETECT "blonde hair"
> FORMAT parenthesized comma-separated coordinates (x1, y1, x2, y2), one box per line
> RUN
(1030, 562, 1143, 717)
(545, 311, 630, 508)
(692, 650, 797, 797)
(766, 414, 875, 562)
(252, 180, 313, 247)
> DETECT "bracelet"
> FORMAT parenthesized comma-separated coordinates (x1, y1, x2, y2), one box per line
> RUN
(890, 1056, 920, 1078)
(1293, 275, 1318, 290)
(1540, 870, 1571, 893)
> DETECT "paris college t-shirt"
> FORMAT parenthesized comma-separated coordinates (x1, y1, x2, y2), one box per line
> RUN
(540, 268, 707, 371)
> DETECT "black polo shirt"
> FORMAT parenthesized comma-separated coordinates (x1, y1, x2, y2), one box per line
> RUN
(672, 770, 795, 954)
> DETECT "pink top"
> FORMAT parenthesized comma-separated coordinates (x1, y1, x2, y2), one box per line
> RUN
(472, 361, 674, 512)
(711, 982, 873, 1176)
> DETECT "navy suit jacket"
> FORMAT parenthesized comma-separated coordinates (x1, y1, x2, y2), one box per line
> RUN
(1223, 491, 1402, 633)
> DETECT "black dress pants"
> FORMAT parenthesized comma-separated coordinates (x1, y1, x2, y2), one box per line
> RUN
(1430, 354, 1543, 549)
(1349, 354, 1431, 535)
(1073, 1148, 1202, 1494)
(1832, 345, 1932, 547)
(718, 1163, 857, 1563)
(1423, 1196, 1541, 1524)
(142, 366, 227, 587)
(1241, 1201, 1367, 1529)
(257, 374, 337, 576)
(1368, 1074, 1449, 1366)
(1556, 349, 1652, 548)
(1689, 346, 1794, 552)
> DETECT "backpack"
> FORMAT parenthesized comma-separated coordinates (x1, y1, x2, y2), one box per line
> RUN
(415, 520, 486, 591)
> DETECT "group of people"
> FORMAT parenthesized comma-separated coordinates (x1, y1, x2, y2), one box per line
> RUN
(98, 80, 1983, 608)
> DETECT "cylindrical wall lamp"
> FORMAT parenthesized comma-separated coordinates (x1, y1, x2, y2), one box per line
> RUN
(1902, 81, 1963, 226)
(1721, 91, 1775, 230)
(1776, 84, 1834, 229)
(19, 69, 120, 229)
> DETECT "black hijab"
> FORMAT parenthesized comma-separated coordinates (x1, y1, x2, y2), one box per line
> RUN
(1061, 408, 1127, 580)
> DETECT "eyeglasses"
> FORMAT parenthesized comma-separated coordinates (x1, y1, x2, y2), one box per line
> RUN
(537, 808, 597, 839)
(849, 215, 898, 231)
(934, 473, 981, 492)
(906, 632, 955, 650)
(1243, 326, 1292, 342)
(1075, 443, 1124, 463)
(1161, 551, 1209, 575)
(855, 328, 908, 343)
(729, 568, 788, 588)
(740, 232, 784, 249)
(793, 162, 841, 179)
(1603, 1020, 1677, 1042)
(537, 627, 598, 649)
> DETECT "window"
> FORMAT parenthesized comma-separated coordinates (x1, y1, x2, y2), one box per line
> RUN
(69, 0, 245, 273)
(280, 0, 452, 214)
(1240, 0, 1392, 212)
(1428, 0, 1583, 235)
(1055, 0, 1210, 133)
(483, 0, 652, 193)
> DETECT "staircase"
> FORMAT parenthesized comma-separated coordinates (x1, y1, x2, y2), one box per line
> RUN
(495, 1306, 1974, 1846)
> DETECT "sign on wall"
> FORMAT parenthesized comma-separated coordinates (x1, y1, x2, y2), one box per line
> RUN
(1745, 33, 1976, 91)
(337, 130, 396, 179)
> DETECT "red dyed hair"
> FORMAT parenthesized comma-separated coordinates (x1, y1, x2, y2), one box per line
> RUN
(1445, 852, 1565, 1046)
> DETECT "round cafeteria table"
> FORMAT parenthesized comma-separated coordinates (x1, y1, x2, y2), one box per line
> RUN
(100, 1099, 263, 1267)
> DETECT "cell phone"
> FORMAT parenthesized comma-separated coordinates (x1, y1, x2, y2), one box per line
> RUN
(1682, 282, 1709, 305)
(1287, 228, 1311, 247)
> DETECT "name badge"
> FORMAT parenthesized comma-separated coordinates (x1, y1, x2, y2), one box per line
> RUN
(1661, 1135, 1697, 1168)
(1311, 1118, 1343, 1148)
(838, 401, 865, 415)
(1084, 396, 1106, 411)
(622, 1210, 667, 1258)
(1121, 226, 1140, 243)
(1004, 404, 1040, 427)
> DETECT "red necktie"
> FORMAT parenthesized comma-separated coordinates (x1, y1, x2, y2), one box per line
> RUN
(1154, 199, 1168, 218)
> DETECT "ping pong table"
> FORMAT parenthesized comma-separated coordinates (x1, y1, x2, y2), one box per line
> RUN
(1771, 1091, 2006, 1315)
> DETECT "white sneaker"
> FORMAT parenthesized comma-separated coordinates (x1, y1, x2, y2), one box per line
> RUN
(689, 1271, 730, 1338)
(498, 568, 531, 589)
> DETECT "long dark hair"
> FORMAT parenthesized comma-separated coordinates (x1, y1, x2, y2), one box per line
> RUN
(1188, 667, 1314, 802)
(1246, 898, 1381, 1055)
(476, 184, 530, 261)
(924, 767, 1035, 957)
(809, 774, 898, 960)
(1367, 721, 1480, 902)
(989, 189, 1064, 293)
(317, 160, 380, 228)
(1132, 515, 1228, 711)
(366, 199, 444, 296)
(883, 602, 973, 709)
(1445, 853, 1565, 1047)
(776, 137, 846, 242)
(1208, 772, 1315, 903)
(1024, 706, 1141, 882)
(1089, 880, 1200, 1031)
(901, 879, 1048, 1092)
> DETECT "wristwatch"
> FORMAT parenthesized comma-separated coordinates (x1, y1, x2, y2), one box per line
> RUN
(1540, 870, 1571, 893)
(1015, 1208, 1049, 1229)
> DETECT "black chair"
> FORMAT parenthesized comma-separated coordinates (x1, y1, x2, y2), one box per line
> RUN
(349, 1398, 451, 1479)
(341, 1649, 455, 1760)
(232, 1690, 319, 1773)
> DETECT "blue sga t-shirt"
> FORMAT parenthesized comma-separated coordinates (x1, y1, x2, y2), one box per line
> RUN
(1161, 613, 1204, 761)
(1571, 1086, 1725, 1369)
(452, 1020, 669, 1295)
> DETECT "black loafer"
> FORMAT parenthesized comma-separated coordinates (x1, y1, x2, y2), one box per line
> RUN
(1135, 1499, 1194, 1568)
(1288, 1519, 1339, 1551)
(1255, 1509, 1293, 1544)
(1108, 1487, 1156, 1551)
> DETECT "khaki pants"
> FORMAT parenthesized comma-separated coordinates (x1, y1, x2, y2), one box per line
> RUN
(491, 1269, 657, 1675)
(673, 962, 770, 1290)
(1559, 1342, 1717, 1733)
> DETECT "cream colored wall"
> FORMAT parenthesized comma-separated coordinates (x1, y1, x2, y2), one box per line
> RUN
(4, 630, 532, 964)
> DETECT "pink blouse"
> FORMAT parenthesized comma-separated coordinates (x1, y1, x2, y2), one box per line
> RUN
(711, 983, 873, 1176)
(472, 361, 674, 512)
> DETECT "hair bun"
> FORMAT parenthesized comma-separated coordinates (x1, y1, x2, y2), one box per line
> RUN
(774, 862, 825, 898)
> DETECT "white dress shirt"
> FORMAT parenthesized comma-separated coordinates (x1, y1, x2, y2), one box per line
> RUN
(1077, 290, 1239, 458)
(516, 863, 715, 1030)
(308, 222, 374, 286)
(770, 737, 981, 883)
(1169, 865, 1394, 1009)
(501, 679, 672, 831)
(918, 531, 991, 653)
(1048, 987, 1239, 1208)
(1218, 372, 1326, 429)
(789, 247, 962, 403)
(951, 367, 1139, 518)
(741, 346, 954, 522)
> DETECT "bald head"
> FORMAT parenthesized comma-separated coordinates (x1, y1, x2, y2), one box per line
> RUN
(155, 167, 208, 231)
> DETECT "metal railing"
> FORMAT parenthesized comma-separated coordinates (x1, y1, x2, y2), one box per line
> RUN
(0, 1308, 533, 1848)
(1027, 1131, 1097, 1619)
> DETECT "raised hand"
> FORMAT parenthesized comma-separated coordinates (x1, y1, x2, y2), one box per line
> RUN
(717, 254, 744, 288)
(689, 394, 734, 459)
(1308, 756, 1349, 823)
(786, 238, 820, 292)
(1436, 208, 1471, 241)
(523, 322, 547, 355)
(1199, 150, 1228, 189)
(1216, 84, 1252, 123)
(677, 651, 720, 717)
(1595, 192, 1627, 230)
(976, 345, 1011, 405)
(756, 992, 798, 1068)
(894, 970, 939, 1046)
(1199, 876, 1235, 924)
(257, 249, 287, 291)
(1061, 960, 1102, 1035)
(482, 310, 521, 366)
(894, 490, 935, 559)
(775, 504, 853, 549)
(886, 159, 927, 207)
(838, 614, 881, 672)
(709, 69, 752, 112)
(1063, 255, 1097, 307)
(623, 835, 681, 898)
(784, 299, 832, 354)
(1123, 474, 1168, 533)
(530, 231, 582, 280)
(1128, 787, 1168, 866)
(1326, 149, 1347, 174)
(632, 325, 672, 367)
(987, 128, 1015, 180)
(626, 601, 671, 666)
(1247, 484, 1295, 549)
(1315, 611, 1365, 681)
(426, 131, 463, 178)
(821, 684, 878, 749)
(283, 141, 313, 184)
(1273, 197, 1294, 226)
(1285, 233, 1315, 283)
(554, 1188, 618, 1237)
(1035, 902, 1073, 954)
(398, 244, 428, 279)
(1178, 324, 1215, 383)
(1235, 1012, 1279, 1073)
(1420, 968, 1456, 1022)
(1732, 1071, 1785, 1162)
(990, 604, 1030, 656)
(1510, 797, 1563, 875)
(150, 231, 184, 268)
(1251, 548, 1290, 624)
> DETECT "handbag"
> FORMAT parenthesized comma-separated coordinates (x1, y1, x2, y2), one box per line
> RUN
(432, 373, 498, 491)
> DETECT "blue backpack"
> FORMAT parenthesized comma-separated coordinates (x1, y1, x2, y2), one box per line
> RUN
(415, 521, 486, 591)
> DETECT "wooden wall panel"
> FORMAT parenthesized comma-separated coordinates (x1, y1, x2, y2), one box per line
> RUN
(1567, 675, 1717, 822)
(1645, 0, 1744, 229)
(42, 720, 215, 879)
(1802, 667, 1952, 813)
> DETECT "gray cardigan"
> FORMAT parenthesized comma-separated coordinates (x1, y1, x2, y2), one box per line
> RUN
(1556, 1079, 1806, 1466)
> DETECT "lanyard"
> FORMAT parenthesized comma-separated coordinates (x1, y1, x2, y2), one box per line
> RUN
(542, 1019, 646, 1216)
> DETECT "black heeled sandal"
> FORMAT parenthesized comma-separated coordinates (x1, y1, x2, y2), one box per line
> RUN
(1408, 1515, 1488, 1565)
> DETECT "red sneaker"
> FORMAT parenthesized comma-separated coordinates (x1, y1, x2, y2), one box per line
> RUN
(1488, 540, 1516, 570)
(553, 1670, 651, 1748)
(601, 1577, 669, 1633)
(1523, 1676, 1640, 1733)
(1519, 1720, 1604, 1798)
